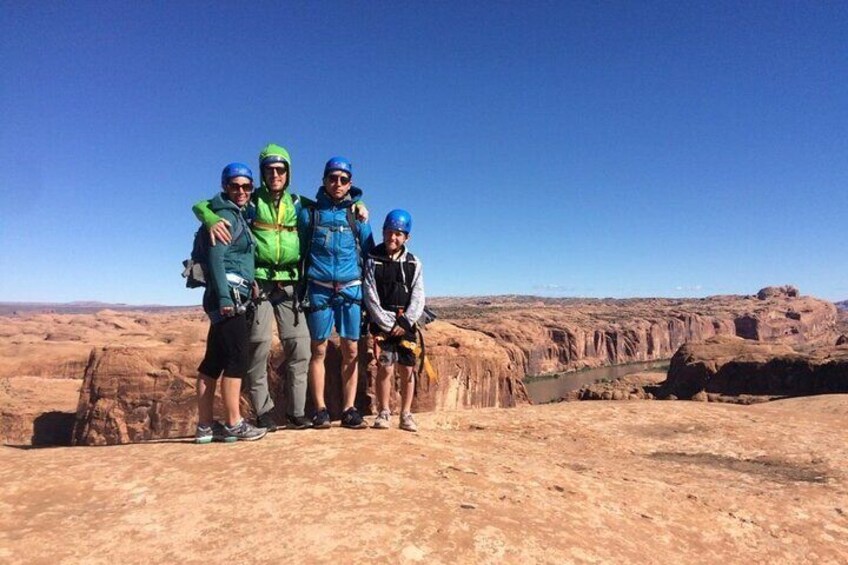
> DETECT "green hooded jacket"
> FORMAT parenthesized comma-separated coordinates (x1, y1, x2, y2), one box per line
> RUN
(193, 144, 304, 282)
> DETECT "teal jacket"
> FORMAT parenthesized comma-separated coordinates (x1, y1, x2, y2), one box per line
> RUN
(203, 192, 255, 320)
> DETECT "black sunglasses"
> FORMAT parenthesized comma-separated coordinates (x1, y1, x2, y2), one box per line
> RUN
(264, 165, 288, 176)
(226, 182, 253, 192)
(326, 173, 351, 185)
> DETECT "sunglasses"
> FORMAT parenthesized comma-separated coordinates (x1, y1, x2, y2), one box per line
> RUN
(264, 165, 288, 177)
(326, 174, 351, 185)
(226, 182, 253, 192)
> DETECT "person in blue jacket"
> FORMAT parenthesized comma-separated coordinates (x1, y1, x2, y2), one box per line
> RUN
(299, 156, 374, 429)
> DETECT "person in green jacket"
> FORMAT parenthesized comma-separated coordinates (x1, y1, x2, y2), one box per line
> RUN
(193, 143, 367, 430)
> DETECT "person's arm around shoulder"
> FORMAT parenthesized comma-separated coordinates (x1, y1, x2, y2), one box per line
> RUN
(358, 219, 375, 258)
(297, 200, 313, 257)
(193, 198, 232, 246)
(363, 256, 396, 333)
(352, 200, 369, 222)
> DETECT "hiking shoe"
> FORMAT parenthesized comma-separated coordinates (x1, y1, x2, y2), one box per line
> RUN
(223, 419, 267, 442)
(312, 407, 331, 429)
(211, 421, 235, 443)
(341, 407, 366, 429)
(372, 409, 391, 430)
(195, 424, 213, 444)
(400, 412, 418, 433)
(256, 411, 278, 433)
(286, 414, 313, 430)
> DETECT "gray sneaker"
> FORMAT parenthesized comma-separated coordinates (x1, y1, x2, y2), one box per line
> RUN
(399, 412, 418, 433)
(372, 410, 391, 429)
(211, 421, 234, 443)
(195, 424, 213, 444)
(223, 419, 267, 442)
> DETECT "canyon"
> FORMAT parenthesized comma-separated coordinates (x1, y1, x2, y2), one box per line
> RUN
(0, 286, 840, 446)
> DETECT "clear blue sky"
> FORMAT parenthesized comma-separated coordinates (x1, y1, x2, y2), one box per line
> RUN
(1, 1, 846, 304)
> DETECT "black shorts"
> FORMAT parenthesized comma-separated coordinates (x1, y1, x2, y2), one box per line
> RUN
(197, 314, 250, 378)
(370, 324, 417, 367)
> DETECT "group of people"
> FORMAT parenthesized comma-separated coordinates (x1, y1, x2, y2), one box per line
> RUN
(192, 143, 425, 443)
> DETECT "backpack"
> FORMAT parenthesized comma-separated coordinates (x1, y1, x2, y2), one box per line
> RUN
(181, 219, 246, 289)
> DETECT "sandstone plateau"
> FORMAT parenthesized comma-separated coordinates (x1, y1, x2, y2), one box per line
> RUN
(2, 398, 847, 563)
(2, 289, 847, 562)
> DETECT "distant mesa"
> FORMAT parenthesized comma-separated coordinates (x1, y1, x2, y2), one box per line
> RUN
(0, 301, 192, 316)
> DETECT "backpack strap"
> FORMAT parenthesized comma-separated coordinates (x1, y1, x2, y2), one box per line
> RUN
(252, 220, 297, 232)
(230, 214, 246, 244)
(345, 206, 362, 269)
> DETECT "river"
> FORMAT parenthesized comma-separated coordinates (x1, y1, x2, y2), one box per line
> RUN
(524, 360, 668, 404)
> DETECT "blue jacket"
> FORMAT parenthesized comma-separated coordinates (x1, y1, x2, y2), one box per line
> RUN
(298, 186, 374, 284)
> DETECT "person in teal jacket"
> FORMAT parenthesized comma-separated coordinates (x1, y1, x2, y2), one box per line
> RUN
(195, 163, 266, 443)
(193, 144, 368, 431)
(298, 156, 374, 429)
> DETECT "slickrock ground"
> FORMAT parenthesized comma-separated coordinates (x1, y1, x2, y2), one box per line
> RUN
(2, 397, 847, 563)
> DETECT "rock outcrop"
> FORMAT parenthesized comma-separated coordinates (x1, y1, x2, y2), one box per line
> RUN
(71, 321, 529, 446)
(660, 335, 848, 400)
(756, 285, 799, 300)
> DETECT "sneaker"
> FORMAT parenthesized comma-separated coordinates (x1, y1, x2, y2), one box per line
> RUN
(400, 412, 418, 433)
(287, 414, 313, 430)
(256, 411, 278, 433)
(372, 409, 391, 429)
(312, 407, 331, 429)
(195, 424, 213, 444)
(211, 421, 234, 443)
(223, 419, 267, 442)
(341, 407, 366, 429)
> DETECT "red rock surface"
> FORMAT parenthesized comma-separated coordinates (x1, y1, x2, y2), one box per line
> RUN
(2, 397, 848, 562)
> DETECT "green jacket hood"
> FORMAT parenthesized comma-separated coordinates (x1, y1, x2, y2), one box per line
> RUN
(258, 143, 292, 191)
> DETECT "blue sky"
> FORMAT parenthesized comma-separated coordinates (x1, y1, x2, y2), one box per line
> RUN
(1, 1, 846, 304)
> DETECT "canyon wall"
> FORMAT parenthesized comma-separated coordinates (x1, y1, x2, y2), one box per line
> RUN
(71, 321, 528, 445)
(442, 288, 837, 376)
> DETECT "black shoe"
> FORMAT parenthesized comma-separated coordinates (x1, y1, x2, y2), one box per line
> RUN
(286, 414, 312, 430)
(312, 407, 331, 429)
(256, 411, 278, 433)
(341, 407, 366, 429)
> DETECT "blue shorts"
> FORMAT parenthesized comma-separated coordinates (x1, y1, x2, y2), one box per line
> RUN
(306, 282, 362, 341)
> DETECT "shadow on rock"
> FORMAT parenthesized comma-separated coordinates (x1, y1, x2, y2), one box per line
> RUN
(32, 411, 75, 446)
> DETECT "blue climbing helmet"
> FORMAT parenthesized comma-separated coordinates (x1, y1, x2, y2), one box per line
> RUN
(221, 162, 254, 186)
(324, 156, 352, 178)
(383, 209, 412, 234)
